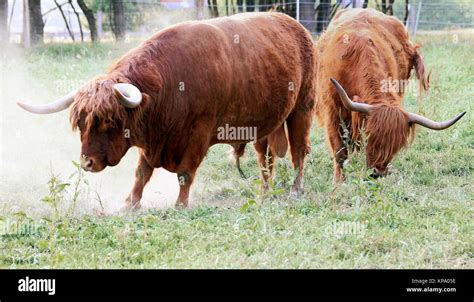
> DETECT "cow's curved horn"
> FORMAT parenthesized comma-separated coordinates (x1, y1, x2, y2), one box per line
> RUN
(16, 91, 76, 114)
(113, 83, 142, 108)
(330, 78, 373, 114)
(407, 111, 466, 130)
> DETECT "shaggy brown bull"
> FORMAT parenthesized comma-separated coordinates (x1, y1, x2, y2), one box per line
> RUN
(17, 12, 315, 210)
(315, 9, 465, 181)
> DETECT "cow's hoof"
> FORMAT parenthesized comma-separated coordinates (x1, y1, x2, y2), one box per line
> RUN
(174, 202, 188, 209)
(289, 191, 298, 199)
(289, 189, 302, 199)
(119, 203, 141, 213)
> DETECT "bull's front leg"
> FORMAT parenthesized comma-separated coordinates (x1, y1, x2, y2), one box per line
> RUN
(175, 121, 213, 208)
(326, 123, 347, 184)
(121, 153, 154, 212)
(176, 171, 195, 208)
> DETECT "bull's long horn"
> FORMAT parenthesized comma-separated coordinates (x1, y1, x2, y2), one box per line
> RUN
(16, 91, 76, 114)
(330, 78, 373, 114)
(113, 83, 142, 108)
(407, 111, 466, 130)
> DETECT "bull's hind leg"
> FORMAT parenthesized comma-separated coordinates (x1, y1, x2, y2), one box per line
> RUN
(254, 137, 275, 190)
(286, 109, 312, 197)
(121, 152, 154, 212)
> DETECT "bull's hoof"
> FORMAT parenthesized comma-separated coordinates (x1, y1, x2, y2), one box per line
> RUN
(289, 188, 303, 199)
(119, 203, 141, 213)
(332, 177, 344, 185)
(175, 201, 189, 209)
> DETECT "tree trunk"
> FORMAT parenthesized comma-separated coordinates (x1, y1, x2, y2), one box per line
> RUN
(403, 0, 409, 25)
(0, 0, 8, 44)
(208, 0, 218, 17)
(230, 0, 235, 14)
(237, 0, 243, 13)
(213, 0, 219, 17)
(300, 0, 315, 33)
(386, 0, 395, 16)
(54, 0, 75, 41)
(284, 0, 296, 18)
(28, 0, 44, 46)
(316, 0, 330, 34)
(381, 0, 387, 13)
(247, 0, 255, 12)
(69, 0, 83, 42)
(112, 0, 125, 40)
(77, 0, 98, 42)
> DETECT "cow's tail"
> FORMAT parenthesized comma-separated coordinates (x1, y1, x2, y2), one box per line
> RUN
(413, 46, 431, 99)
(268, 124, 288, 158)
(231, 143, 247, 179)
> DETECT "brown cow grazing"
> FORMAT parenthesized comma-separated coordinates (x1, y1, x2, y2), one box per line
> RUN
(315, 9, 465, 182)
(17, 12, 315, 210)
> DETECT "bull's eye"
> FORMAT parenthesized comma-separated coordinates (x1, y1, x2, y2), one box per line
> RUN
(100, 120, 116, 132)
(77, 119, 84, 131)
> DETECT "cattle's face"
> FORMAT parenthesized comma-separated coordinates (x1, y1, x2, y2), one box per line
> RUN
(17, 77, 149, 173)
(69, 79, 144, 173)
(76, 113, 130, 172)
(365, 106, 413, 178)
(330, 78, 465, 179)
(368, 159, 390, 178)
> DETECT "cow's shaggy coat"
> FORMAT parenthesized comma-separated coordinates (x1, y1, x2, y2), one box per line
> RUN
(70, 12, 315, 208)
(315, 8, 430, 181)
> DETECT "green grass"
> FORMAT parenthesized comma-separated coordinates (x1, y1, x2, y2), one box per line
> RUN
(0, 32, 473, 268)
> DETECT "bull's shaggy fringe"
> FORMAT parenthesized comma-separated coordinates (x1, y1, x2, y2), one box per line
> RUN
(361, 105, 415, 167)
(70, 77, 145, 137)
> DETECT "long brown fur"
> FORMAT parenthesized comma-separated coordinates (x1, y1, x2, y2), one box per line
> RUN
(315, 8, 429, 180)
(69, 12, 315, 208)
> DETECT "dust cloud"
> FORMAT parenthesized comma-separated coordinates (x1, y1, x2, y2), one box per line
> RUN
(0, 14, 209, 217)
(0, 6, 244, 217)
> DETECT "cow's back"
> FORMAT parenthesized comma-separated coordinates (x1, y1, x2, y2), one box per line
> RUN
(113, 13, 315, 142)
(315, 8, 418, 124)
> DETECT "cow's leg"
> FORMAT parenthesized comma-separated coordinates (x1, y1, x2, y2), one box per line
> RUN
(325, 120, 347, 183)
(175, 170, 195, 208)
(174, 123, 212, 208)
(286, 109, 312, 197)
(122, 153, 154, 211)
(254, 137, 275, 190)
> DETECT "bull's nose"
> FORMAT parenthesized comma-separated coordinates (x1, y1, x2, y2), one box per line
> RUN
(370, 167, 389, 179)
(80, 156, 94, 172)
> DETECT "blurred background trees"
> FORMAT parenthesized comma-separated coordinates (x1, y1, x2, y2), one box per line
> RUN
(76, 0, 97, 42)
(2, 0, 473, 47)
(26, 0, 44, 46)
(0, 0, 8, 45)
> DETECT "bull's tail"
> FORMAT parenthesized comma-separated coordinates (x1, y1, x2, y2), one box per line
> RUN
(230, 124, 287, 179)
(268, 124, 288, 158)
(231, 143, 247, 179)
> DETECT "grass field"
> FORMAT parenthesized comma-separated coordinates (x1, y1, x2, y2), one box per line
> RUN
(0, 31, 472, 268)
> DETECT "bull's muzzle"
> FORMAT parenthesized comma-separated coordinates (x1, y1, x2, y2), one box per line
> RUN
(80, 155, 94, 172)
